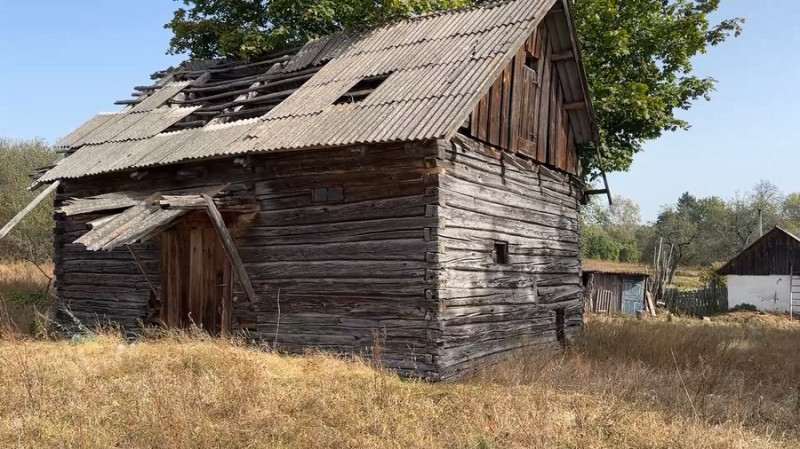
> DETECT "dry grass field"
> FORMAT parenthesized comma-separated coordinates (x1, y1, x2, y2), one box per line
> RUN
(2, 262, 800, 448)
(0, 261, 53, 334)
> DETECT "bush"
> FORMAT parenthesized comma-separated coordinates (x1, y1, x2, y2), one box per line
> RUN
(731, 303, 757, 312)
(0, 139, 56, 262)
(581, 225, 620, 261)
(618, 241, 641, 263)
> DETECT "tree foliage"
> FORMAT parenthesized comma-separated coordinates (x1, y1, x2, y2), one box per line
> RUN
(0, 139, 57, 262)
(581, 182, 800, 271)
(573, 0, 743, 173)
(165, 0, 471, 60)
(581, 226, 621, 261)
(582, 195, 641, 262)
(165, 0, 743, 175)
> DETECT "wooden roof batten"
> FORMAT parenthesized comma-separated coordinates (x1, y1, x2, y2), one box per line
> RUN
(35, 0, 602, 187)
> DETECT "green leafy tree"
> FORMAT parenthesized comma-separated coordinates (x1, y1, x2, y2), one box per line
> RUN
(165, 0, 471, 60)
(781, 193, 800, 235)
(572, 0, 743, 173)
(165, 0, 743, 174)
(0, 139, 57, 262)
(582, 194, 641, 261)
(581, 225, 621, 261)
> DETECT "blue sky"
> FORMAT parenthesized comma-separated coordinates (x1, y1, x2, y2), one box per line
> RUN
(1, 1, 797, 222)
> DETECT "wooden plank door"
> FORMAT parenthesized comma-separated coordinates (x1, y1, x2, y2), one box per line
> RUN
(160, 212, 233, 334)
(621, 277, 645, 315)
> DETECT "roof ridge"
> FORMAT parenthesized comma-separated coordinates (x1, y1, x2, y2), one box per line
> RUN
(405, 0, 515, 22)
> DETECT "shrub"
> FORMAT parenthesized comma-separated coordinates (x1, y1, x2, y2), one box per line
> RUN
(0, 139, 56, 262)
(581, 225, 620, 261)
(731, 303, 757, 312)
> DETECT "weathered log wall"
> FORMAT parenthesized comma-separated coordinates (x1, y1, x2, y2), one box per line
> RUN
(54, 217, 159, 328)
(54, 141, 443, 377)
(53, 135, 584, 379)
(431, 135, 583, 378)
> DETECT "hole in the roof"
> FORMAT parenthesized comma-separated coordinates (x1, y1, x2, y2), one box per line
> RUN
(524, 50, 539, 75)
(334, 73, 393, 105)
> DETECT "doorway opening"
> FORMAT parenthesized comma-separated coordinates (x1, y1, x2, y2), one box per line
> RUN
(160, 211, 234, 334)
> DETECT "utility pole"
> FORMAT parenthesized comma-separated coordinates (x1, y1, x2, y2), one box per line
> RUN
(758, 208, 764, 237)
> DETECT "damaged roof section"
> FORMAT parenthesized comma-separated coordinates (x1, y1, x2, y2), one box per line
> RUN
(40, 0, 570, 184)
(63, 186, 232, 251)
(75, 203, 188, 251)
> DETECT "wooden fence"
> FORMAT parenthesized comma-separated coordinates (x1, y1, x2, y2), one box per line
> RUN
(663, 284, 728, 317)
(593, 289, 613, 314)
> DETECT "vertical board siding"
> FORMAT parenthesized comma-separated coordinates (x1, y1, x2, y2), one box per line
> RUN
(433, 136, 583, 378)
(718, 228, 800, 276)
(467, 14, 580, 176)
(53, 141, 443, 378)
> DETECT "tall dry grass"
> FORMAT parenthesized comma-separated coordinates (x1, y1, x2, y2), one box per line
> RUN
(0, 261, 54, 335)
(0, 315, 799, 448)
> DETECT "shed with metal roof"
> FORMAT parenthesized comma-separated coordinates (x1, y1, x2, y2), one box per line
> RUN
(582, 260, 650, 315)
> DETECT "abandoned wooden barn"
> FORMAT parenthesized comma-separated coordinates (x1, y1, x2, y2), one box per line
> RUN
(32, 0, 601, 379)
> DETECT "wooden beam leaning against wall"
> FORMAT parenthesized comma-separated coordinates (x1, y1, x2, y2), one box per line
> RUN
(0, 181, 60, 241)
(202, 193, 257, 302)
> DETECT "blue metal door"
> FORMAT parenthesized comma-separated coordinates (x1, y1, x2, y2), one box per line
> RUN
(621, 277, 645, 314)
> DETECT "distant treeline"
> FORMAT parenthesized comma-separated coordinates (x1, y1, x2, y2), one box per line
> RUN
(0, 139, 56, 262)
(582, 181, 800, 272)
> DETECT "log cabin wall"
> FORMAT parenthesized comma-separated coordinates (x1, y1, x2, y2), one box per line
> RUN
(431, 135, 583, 378)
(53, 141, 443, 378)
(54, 218, 159, 329)
(467, 8, 582, 176)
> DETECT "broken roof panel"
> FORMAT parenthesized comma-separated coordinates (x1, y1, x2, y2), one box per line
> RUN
(130, 81, 191, 112)
(75, 204, 188, 251)
(72, 107, 198, 147)
(73, 186, 228, 251)
(40, 0, 580, 183)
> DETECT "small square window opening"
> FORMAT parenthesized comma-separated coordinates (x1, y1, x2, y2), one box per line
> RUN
(524, 50, 539, 71)
(312, 187, 345, 204)
(494, 241, 509, 265)
(327, 187, 344, 202)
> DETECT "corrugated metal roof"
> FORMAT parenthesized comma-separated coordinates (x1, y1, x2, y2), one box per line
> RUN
(41, 0, 561, 183)
(75, 204, 188, 251)
(131, 81, 191, 112)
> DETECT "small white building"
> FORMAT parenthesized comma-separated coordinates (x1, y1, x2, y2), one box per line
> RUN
(718, 227, 800, 314)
